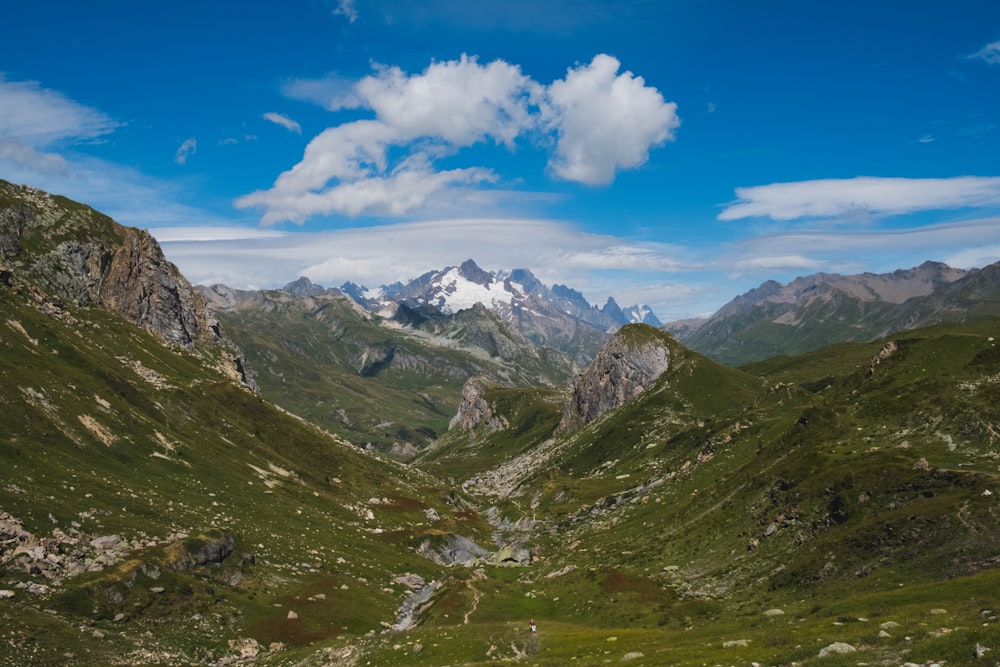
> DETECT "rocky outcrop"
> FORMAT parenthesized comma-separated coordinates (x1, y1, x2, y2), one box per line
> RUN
(0, 180, 257, 390)
(449, 377, 510, 432)
(0, 181, 217, 349)
(559, 324, 673, 431)
(99, 227, 213, 348)
(164, 530, 236, 572)
(867, 340, 898, 378)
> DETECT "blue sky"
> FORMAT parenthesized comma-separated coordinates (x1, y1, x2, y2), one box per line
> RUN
(2, 0, 999, 320)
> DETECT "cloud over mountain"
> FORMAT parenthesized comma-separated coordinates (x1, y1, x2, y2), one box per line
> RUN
(236, 53, 679, 224)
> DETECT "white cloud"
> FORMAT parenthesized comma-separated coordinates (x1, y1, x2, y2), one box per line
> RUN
(174, 137, 197, 165)
(236, 122, 499, 223)
(263, 112, 302, 134)
(542, 54, 679, 185)
(245, 53, 678, 225)
(0, 138, 68, 173)
(0, 75, 117, 174)
(333, 0, 357, 23)
(153, 213, 1000, 321)
(0, 75, 118, 146)
(282, 73, 360, 110)
(968, 40, 1000, 66)
(719, 176, 1000, 221)
(353, 54, 539, 147)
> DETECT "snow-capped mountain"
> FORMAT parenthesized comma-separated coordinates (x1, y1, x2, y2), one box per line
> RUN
(334, 259, 661, 358)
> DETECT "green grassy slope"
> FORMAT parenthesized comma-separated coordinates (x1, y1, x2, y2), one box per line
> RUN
(0, 279, 487, 666)
(385, 320, 1000, 666)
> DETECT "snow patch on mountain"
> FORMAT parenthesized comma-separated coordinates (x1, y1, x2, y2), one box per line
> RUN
(417, 266, 515, 314)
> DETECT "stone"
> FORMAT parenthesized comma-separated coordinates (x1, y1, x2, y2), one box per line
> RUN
(763, 608, 784, 617)
(622, 652, 645, 661)
(0, 590, 14, 599)
(394, 573, 426, 590)
(818, 642, 856, 657)
(723, 639, 750, 648)
(287, 610, 298, 620)
(482, 543, 531, 567)
(90, 535, 122, 551)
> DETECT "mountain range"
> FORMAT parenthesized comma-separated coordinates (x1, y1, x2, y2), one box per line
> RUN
(3, 179, 1000, 666)
(668, 260, 1000, 366)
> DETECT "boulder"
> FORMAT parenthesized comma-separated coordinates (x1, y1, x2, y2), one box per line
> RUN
(818, 642, 856, 657)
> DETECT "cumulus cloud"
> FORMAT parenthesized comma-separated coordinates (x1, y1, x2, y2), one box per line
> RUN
(718, 176, 1000, 221)
(174, 137, 197, 165)
(967, 40, 1000, 66)
(241, 53, 678, 225)
(352, 55, 539, 147)
(263, 112, 302, 134)
(542, 54, 679, 185)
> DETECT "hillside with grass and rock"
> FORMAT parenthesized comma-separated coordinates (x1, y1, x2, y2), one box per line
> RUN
(3, 180, 1000, 666)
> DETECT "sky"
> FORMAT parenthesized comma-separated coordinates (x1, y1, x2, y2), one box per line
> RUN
(2, 0, 999, 321)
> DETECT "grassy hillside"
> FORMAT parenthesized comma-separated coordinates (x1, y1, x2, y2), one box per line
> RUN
(0, 277, 490, 666)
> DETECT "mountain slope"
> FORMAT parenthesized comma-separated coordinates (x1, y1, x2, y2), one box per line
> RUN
(198, 281, 578, 456)
(0, 183, 495, 665)
(669, 260, 1000, 366)
(415, 319, 1000, 665)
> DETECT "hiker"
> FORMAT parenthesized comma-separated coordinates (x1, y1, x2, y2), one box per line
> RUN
(530, 618, 536, 634)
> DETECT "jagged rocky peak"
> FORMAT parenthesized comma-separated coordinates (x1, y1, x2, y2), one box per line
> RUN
(0, 180, 216, 349)
(559, 323, 674, 431)
(457, 258, 493, 285)
(283, 276, 332, 297)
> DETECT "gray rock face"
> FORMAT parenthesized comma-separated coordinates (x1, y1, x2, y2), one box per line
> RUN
(560, 324, 673, 431)
(0, 180, 257, 390)
(0, 181, 214, 348)
(449, 377, 510, 432)
(417, 534, 489, 567)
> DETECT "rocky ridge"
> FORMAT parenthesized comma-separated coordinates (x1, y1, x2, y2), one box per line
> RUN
(0, 180, 255, 389)
(668, 259, 1000, 365)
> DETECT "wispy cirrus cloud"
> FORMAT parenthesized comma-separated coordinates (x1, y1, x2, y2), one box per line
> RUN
(263, 112, 302, 134)
(332, 0, 357, 23)
(719, 176, 1000, 221)
(174, 137, 197, 165)
(238, 53, 679, 225)
(0, 74, 118, 174)
(967, 40, 1000, 66)
(153, 212, 1000, 322)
